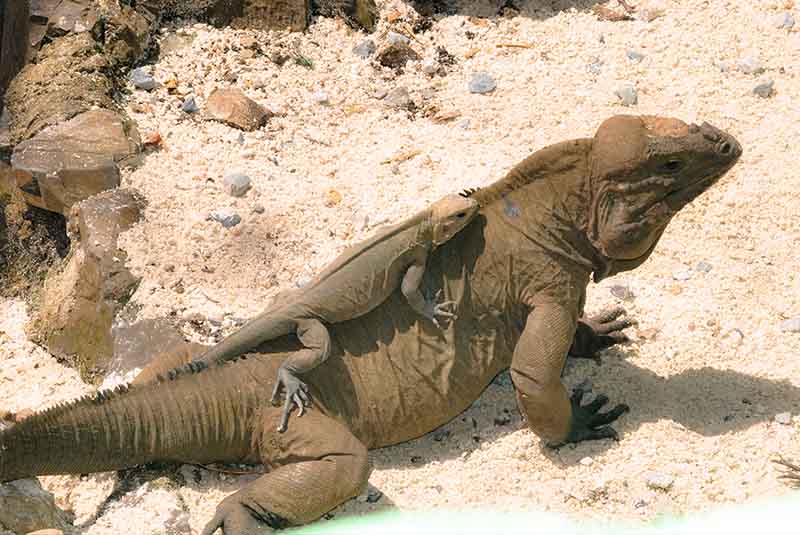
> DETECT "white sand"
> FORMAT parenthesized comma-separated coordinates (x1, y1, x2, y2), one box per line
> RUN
(3, 0, 800, 532)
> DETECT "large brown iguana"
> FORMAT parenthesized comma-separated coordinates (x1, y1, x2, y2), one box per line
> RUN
(192, 193, 479, 432)
(0, 115, 741, 535)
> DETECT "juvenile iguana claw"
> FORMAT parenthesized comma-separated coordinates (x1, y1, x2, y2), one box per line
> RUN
(271, 367, 311, 433)
(425, 290, 458, 328)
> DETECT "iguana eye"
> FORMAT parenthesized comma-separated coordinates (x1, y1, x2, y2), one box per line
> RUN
(659, 159, 685, 173)
(456, 212, 467, 218)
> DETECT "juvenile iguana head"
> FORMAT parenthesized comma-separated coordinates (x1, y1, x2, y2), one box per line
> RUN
(588, 115, 741, 281)
(430, 194, 480, 246)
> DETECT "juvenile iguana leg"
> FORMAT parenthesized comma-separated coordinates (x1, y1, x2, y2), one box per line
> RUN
(202, 409, 370, 535)
(569, 307, 635, 362)
(511, 303, 628, 445)
(401, 261, 457, 328)
(270, 319, 329, 432)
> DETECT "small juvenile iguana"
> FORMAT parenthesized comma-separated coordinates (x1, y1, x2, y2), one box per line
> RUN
(193, 193, 480, 431)
(0, 116, 741, 535)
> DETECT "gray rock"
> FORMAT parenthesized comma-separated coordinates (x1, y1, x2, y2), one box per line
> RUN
(223, 172, 252, 197)
(737, 56, 764, 75)
(780, 317, 800, 333)
(696, 261, 713, 273)
(386, 32, 411, 46)
(626, 50, 645, 62)
(421, 59, 440, 76)
(252, 203, 266, 214)
(182, 95, 199, 113)
(11, 109, 141, 214)
(311, 90, 330, 105)
(469, 72, 496, 94)
(615, 84, 638, 106)
(610, 284, 635, 301)
(29, 188, 145, 379)
(210, 209, 241, 228)
(672, 270, 692, 281)
(0, 479, 71, 534)
(645, 471, 674, 491)
(206, 88, 271, 131)
(352, 39, 376, 58)
(131, 67, 156, 90)
(384, 87, 412, 109)
(775, 412, 792, 425)
(753, 79, 775, 98)
(772, 11, 795, 29)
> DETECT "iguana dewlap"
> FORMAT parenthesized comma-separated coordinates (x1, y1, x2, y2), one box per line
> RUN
(192, 193, 479, 430)
(0, 116, 741, 535)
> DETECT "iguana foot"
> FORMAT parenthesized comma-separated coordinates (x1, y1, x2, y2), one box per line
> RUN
(201, 495, 285, 535)
(270, 366, 311, 433)
(569, 306, 635, 363)
(424, 289, 458, 328)
(551, 385, 629, 447)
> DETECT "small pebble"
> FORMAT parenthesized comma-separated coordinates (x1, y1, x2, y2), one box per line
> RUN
(493, 413, 511, 426)
(672, 270, 692, 281)
(587, 58, 603, 74)
(366, 488, 383, 503)
(579, 457, 594, 466)
(753, 79, 775, 98)
(716, 60, 731, 73)
(645, 472, 674, 491)
(384, 87, 412, 108)
(775, 412, 792, 425)
(468, 72, 496, 94)
(252, 204, 265, 214)
(182, 95, 199, 113)
(131, 68, 156, 90)
(780, 318, 800, 332)
(737, 57, 764, 74)
(695, 261, 713, 273)
(209, 209, 241, 228)
(432, 428, 450, 442)
(610, 284, 635, 301)
(421, 59, 440, 76)
(352, 39, 376, 58)
(772, 11, 795, 29)
(223, 172, 251, 197)
(615, 84, 638, 106)
(626, 50, 645, 62)
(311, 90, 330, 105)
(386, 32, 411, 46)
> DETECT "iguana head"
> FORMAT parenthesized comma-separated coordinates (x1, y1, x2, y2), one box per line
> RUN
(588, 115, 741, 281)
(430, 194, 481, 246)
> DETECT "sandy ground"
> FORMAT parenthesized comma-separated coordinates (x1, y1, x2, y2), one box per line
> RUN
(2, 0, 800, 532)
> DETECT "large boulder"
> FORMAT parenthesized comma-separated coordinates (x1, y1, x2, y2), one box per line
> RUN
(11, 109, 141, 214)
(0, 479, 71, 534)
(28, 188, 146, 381)
(4, 32, 116, 144)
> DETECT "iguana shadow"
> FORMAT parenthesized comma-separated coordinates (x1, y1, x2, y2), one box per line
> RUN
(374, 351, 800, 468)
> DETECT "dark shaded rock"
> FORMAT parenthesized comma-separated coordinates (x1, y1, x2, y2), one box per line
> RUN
(11, 109, 141, 214)
(238, 0, 309, 32)
(100, 2, 159, 68)
(28, 188, 145, 380)
(352, 38, 376, 58)
(0, 0, 30, 114)
(207, 0, 245, 27)
(0, 479, 71, 534)
(314, 0, 377, 32)
(46, 0, 101, 39)
(206, 87, 270, 131)
(376, 42, 420, 70)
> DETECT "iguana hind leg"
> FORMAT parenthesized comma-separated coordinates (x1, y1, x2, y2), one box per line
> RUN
(202, 409, 370, 535)
(271, 318, 330, 432)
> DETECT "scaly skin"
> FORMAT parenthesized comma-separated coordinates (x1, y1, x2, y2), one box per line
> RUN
(0, 115, 741, 535)
(192, 194, 479, 431)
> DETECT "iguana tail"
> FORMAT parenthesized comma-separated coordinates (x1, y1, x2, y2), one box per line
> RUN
(0, 360, 269, 482)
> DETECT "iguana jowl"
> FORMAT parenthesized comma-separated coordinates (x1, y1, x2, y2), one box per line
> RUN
(192, 193, 480, 431)
(0, 115, 741, 535)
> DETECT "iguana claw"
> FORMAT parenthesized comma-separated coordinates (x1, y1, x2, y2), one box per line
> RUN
(424, 289, 458, 328)
(550, 385, 629, 447)
(270, 366, 311, 433)
(569, 306, 635, 362)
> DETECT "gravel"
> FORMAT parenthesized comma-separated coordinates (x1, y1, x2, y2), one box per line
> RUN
(468, 72, 496, 94)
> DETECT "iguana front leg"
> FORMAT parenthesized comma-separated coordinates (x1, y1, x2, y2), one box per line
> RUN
(401, 260, 457, 328)
(270, 318, 327, 432)
(511, 302, 628, 445)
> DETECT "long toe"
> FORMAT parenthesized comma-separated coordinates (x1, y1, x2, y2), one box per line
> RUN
(592, 403, 630, 426)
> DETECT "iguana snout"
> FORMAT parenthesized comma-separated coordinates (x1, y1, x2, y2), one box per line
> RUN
(431, 194, 480, 245)
(587, 115, 741, 279)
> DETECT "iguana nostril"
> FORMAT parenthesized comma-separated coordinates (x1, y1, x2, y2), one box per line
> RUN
(719, 142, 732, 155)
